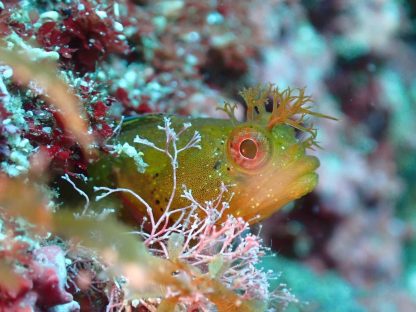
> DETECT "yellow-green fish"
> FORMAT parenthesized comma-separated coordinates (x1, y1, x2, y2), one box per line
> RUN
(89, 85, 335, 224)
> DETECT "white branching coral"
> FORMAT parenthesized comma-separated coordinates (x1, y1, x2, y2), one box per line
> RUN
(93, 117, 295, 311)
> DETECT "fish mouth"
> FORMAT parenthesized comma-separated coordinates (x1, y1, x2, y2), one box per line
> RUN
(230, 154, 320, 223)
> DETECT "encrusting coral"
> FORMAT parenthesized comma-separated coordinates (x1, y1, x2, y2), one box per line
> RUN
(0, 197, 79, 312)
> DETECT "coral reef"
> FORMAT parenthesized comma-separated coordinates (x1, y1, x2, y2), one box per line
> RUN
(1, 0, 416, 311)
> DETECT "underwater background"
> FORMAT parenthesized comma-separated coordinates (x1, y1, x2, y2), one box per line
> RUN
(1, 0, 416, 311)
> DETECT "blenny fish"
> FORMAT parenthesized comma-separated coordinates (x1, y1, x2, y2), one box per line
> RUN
(89, 84, 335, 224)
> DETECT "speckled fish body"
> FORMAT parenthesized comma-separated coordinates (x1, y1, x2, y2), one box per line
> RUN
(90, 85, 331, 224)
(102, 115, 236, 220)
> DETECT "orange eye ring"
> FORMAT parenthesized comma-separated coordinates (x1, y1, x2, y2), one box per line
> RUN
(227, 127, 271, 172)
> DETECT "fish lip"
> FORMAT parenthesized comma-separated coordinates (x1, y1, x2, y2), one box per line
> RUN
(302, 154, 320, 172)
(288, 154, 320, 186)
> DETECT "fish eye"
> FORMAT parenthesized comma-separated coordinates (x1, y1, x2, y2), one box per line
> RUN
(240, 139, 257, 159)
(227, 127, 271, 172)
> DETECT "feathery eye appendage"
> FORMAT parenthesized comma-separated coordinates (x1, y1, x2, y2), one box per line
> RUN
(222, 84, 337, 149)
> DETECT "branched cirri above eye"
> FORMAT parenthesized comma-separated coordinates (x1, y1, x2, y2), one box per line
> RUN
(220, 84, 337, 149)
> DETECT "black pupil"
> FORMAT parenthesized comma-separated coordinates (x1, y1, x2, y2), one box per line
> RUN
(240, 139, 257, 159)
